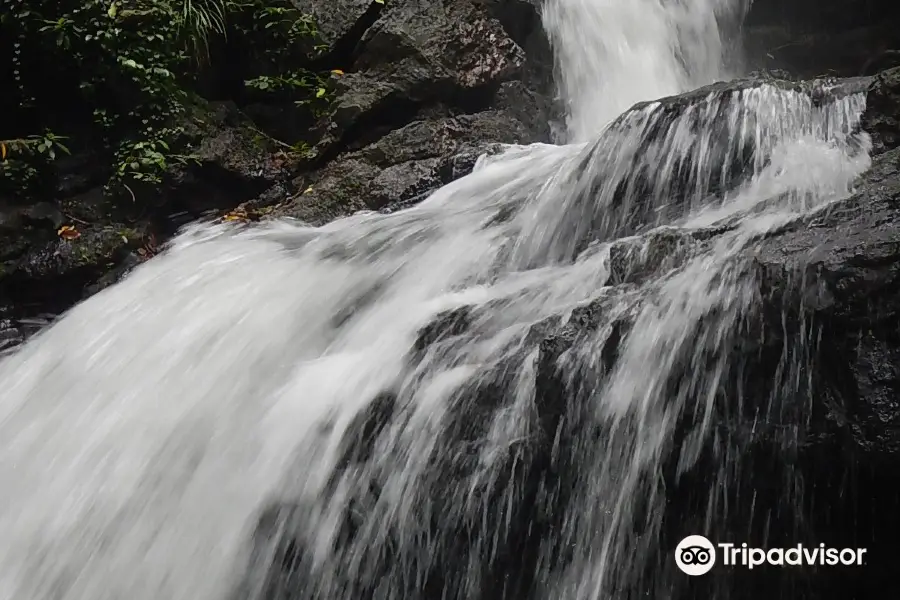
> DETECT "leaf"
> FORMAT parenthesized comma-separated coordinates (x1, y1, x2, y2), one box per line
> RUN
(108, 2, 117, 18)
(374, 0, 384, 3)
(315, 87, 326, 98)
(331, 69, 345, 76)
(1, 143, 6, 160)
(57, 225, 81, 240)
(223, 208, 249, 223)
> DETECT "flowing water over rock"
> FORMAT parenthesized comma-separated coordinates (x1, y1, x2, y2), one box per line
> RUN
(0, 2, 879, 600)
(542, 0, 750, 140)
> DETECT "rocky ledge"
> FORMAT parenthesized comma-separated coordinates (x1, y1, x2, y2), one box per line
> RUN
(234, 67, 900, 600)
(0, 0, 556, 340)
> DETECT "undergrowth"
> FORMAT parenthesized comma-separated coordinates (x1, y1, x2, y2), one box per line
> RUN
(0, 0, 333, 202)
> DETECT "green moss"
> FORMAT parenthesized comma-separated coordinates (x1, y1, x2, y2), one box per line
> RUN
(68, 227, 133, 267)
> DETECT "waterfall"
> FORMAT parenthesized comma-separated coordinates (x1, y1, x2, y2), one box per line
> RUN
(0, 2, 873, 600)
(542, 0, 752, 141)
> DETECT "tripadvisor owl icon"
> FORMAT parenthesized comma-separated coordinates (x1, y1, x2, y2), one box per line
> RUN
(676, 535, 716, 575)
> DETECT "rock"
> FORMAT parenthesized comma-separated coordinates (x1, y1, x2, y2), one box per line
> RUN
(730, 143, 900, 598)
(861, 66, 900, 154)
(0, 99, 293, 319)
(268, 109, 543, 222)
(359, 0, 524, 87)
(234, 65, 900, 600)
(158, 99, 293, 218)
(755, 146, 900, 455)
(270, 157, 374, 224)
(304, 0, 543, 163)
(0, 224, 141, 314)
(743, 0, 900, 78)
(290, 0, 378, 55)
(237, 0, 555, 224)
(2, 0, 557, 324)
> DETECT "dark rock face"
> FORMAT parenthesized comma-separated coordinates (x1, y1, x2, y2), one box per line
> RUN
(262, 0, 556, 223)
(0, 0, 555, 344)
(862, 67, 900, 154)
(755, 145, 900, 455)
(235, 70, 900, 600)
(0, 99, 292, 327)
(743, 0, 900, 78)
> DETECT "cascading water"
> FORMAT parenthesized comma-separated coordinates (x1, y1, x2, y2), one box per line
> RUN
(0, 2, 876, 600)
(542, 0, 751, 141)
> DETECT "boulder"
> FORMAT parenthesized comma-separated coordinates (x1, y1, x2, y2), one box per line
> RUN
(755, 146, 900, 454)
(290, 0, 378, 56)
(861, 66, 900, 154)
(304, 0, 536, 163)
(263, 107, 539, 223)
(236, 69, 900, 600)
(0, 99, 292, 340)
(0, 0, 557, 345)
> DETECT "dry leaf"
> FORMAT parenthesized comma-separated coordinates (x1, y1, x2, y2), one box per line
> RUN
(1, 143, 6, 160)
(331, 69, 345, 76)
(223, 208, 250, 223)
(57, 225, 80, 240)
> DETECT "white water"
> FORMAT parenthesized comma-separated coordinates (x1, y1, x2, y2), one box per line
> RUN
(0, 2, 874, 600)
(543, 0, 751, 141)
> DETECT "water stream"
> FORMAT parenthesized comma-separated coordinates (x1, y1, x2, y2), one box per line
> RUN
(0, 1, 873, 600)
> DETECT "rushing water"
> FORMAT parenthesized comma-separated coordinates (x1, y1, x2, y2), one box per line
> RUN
(542, 0, 751, 141)
(0, 1, 876, 600)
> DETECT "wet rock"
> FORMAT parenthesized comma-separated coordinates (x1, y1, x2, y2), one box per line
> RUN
(861, 66, 900, 154)
(743, 0, 900, 78)
(335, 390, 398, 468)
(307, 0, 528, 162)
(290, 0, 379, 55)
(413, 306, 473, 355)
(0, 99, 291, 318)
(271, 109, 541, 222)
(755, 146, 900, 456)
(252, 88, 900, 600)
(607, 228, 706, 286)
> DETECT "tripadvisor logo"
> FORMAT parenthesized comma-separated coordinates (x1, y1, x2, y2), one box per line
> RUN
(675, 535, 717, 575)
(675, 535, 867, 576)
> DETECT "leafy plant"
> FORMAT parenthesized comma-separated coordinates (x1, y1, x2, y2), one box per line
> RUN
(0, 0, 328, 202)
(0, 132, 71, 196)
(179, 0, 229, 62)
(237, 0, 335, 115)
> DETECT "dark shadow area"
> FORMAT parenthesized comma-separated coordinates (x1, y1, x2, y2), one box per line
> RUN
(743, 0, 900, 77)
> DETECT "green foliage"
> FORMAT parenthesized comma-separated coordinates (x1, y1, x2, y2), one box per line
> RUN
(0, 132, 71, 195)
(0, 0, 328, 201)
(238, 2, 335, 117)
(179, 0, 229, 62)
